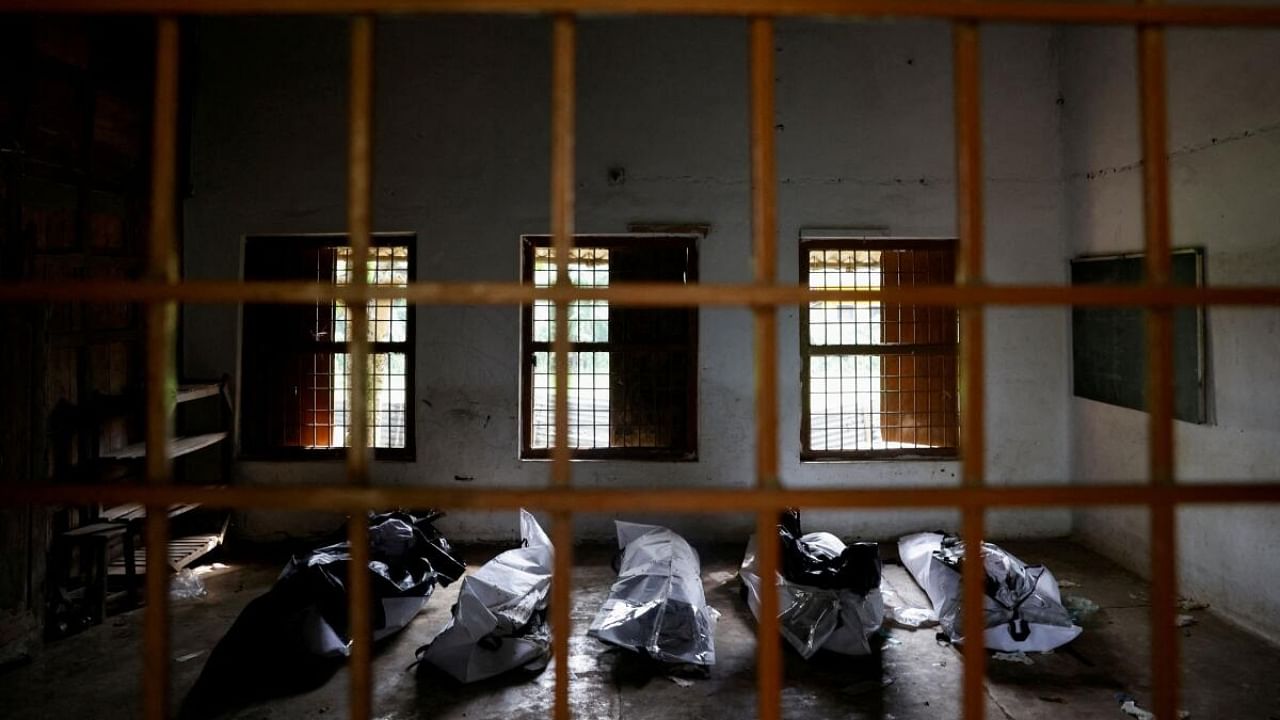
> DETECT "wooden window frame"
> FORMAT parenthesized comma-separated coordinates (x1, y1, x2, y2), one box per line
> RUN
(519, 233, 699, 461)
(239, 232, 416, 462)
(799, 237, 959, 461)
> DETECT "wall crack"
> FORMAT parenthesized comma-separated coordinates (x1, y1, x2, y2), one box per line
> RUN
(1070, 119, 1280, 182)
(986, 684, 1019, 720)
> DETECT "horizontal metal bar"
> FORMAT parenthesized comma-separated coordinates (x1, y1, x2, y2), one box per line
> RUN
(3, 280, 1280, 307)
(808, 343, 956, 355)
(6, 482, 1280, 512)
(7, 0, 1280, 26)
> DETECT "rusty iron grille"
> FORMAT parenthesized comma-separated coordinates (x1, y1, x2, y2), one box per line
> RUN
(2, 3, 1280, 720)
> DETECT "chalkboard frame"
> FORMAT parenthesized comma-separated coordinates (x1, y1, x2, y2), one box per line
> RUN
(1070, 248, 1206, 423)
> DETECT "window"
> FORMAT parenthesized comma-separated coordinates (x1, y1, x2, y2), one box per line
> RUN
(520, 234, 698, 460)
(800, 238, 958, 460)
(240, 234, 414, 459)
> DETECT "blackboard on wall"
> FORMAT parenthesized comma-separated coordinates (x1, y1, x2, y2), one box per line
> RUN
(1070, 249, 1206, 423)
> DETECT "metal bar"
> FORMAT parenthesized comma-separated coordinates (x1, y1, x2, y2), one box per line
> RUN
(143, 17, 180, 720)
(753, 509, 782, 719)
(347, 13, 374, 485)
(346, 15, 375, 720)
(1140, 19, 1174, 484)
(6, 280, 1280, 307)
(1150, 499, 1178, 718)
(551, 511, 574, 720)
(751, 16, 779, 488)
(549, 15, 576, 720)
(953, 20, 987, 720)
(749, 18, 782, 720)
(809, 342, 958, 355)
(8, 0, 1280, 26)
(1138, 9, 1179, 718)
(550, 13, 574, 486)
(960, 505, 986, 715)
(345, 509, 372, 720)
(8, 482, 1280, 512)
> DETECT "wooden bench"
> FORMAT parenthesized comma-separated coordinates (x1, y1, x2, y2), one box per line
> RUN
(55, 523, 130, 625)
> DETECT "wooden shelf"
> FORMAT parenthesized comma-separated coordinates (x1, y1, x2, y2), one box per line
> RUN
(62, 522, 127, 539)
(107, 533, 223, 575)
(175, 383, 222, 404)
(99, 432, 228, 461)
(101, 503, 201, 522)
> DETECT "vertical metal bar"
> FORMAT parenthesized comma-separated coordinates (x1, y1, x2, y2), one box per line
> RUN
(550, 510, 574, 720)
(346, 15, 374, 720)
(750, 18, 778, 489)
(954, 21, 988, 720)
(749, 17, 781, 720)
(550, 14, 574, 485)
(143, 17, 179, 720)
(550, 15, 576, 720)
(1138, 8, 1179, 718)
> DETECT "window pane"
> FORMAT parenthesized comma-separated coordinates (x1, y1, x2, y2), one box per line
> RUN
(809, 353, 880, 451)
(533, 247, 609, 344)
(530, 350, 611, 449)
(331, 246, 409, 345)
(808, 249, 880, 347)
(304, 351, 407, 449)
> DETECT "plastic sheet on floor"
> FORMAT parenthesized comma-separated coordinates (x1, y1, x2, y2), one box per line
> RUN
(588, 521, 718, 667)
(739, 510, 885, 658)
(417, 509, 554, 683)
(898, 531, 1080, 652)
(880, 579, 939, 630)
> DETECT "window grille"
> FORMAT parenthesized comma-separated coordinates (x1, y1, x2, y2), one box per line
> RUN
(2, 6, 1280, 720)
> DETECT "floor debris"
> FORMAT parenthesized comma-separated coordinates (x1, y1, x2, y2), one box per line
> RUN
(1177, 597, 1210, 612)
(1176, 614, 1198, 628)
(1064, 594, 1101, 623)
(843, 677, 894, 697)
(992, 651, 1034, 665)
(707, 571, 737, 585)
(1119, 698, 1155, 720)
(1115, 693, 1190, 720)
(667, 676, 694, 688)
(1058, 579, 1081, 588)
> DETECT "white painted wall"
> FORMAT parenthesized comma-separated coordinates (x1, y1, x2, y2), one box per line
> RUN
(182, 17, 1071, 544)
(1060, 25, 1280, 643)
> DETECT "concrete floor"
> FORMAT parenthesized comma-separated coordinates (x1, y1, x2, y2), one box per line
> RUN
(2, 539, 1279, 719)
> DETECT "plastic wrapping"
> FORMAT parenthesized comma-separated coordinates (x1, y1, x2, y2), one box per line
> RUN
(170, 568, 208, 600)
(898, 531, 1081, 652)
(281, 510, 465, 656)
(417, 509, 554, 682)
(880, 580, 939, 630)
(180, 511, 462, 718)
(588, 521, 718, 667)
(739, 511, 885, 658)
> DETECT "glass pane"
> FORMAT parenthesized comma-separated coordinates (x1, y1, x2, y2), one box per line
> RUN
(530, 350, 611, 450)
(533, 247, 609, 344)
